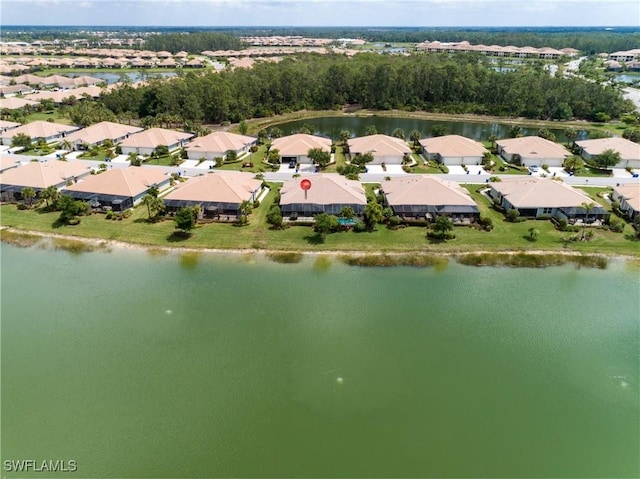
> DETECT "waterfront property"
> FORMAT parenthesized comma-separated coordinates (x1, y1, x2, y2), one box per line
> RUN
(575, 137, 640, 170)
(270, 134, 332, 164)
(0, 159, 92, 201)
(381, 175, 480, 223)
(118, 128, 194, 156)
(163, 172, 262, 218)
(64, 121, 144, 151)
(62, 167, 171, 211)
(185, 132, 257, 161)
(0, 84, 35, 98)
(279, 174, 366, 218)
(612, 184, 640, 221)
(347, 134, 412, 165)
(488, 176, 609, 222)
(419, 135, 488, 166)
(0, 121, 80, 146)
(496, 136, 571, 167)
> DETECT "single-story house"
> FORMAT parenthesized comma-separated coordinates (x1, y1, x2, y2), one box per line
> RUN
(496, 136, 571, 167)
(575, 137, 640, 170)
(0, 97, 39, 110)
(270, 134, 332, 163)
(118, 128, 194, 156)
(419, 135, 488, 166)
(0, 153, 26, 172)
(0, 159, 92, 202)
(381, 176, 480, 222)
(163, 172, 262, 218)
(279, 174, 367, 217)
(1, 121, 80, 146)
(0, 120, 21, 135)
(62, 167, 171, 211)
(347, 134, 412, 165)
(611, 184, 640, 221)
(185, 132, 257, 161)
(488, 177, 609, 221)
(64, 121, 144, 150)
(0, 84, 35, 98)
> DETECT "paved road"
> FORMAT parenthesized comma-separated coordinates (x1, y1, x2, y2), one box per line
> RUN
(262, 170, 640, 187)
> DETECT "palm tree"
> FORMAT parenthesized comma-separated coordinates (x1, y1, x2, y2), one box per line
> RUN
(141, 194, 164, 220)
(238, 200, 252, 224)
(581, 202, 595, 240)
(21, 187, 36, 207)
(60, 139, 72, 152)
(40, 185, 60, 208)
(528, 227, 540, 241)
(391, 128, 405, 140)
(564, 127, 578, 147)
(432, 215, 454, 240)
(409, 130, 422, 147)
(487, 134, 497, 150)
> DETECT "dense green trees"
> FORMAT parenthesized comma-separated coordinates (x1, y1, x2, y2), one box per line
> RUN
(98, 53, 632, 127)
(594, 149, 621, 169)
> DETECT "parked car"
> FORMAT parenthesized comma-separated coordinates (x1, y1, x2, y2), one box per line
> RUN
(528, 165, 539, 173)
(288, 160, 297, 169)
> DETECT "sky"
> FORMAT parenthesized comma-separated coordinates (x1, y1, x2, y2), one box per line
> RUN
(2, 0, 639, 27)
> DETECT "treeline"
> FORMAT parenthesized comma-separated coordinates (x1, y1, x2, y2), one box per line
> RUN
(98, 53, 632, 126)
(143, 32, 245, 53)
(217, 27, 640, 54)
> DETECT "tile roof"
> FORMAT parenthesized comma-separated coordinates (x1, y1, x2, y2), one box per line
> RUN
(490, 177, 594, 208)
(576, 137, 640, 161)
(348, 134, 412, 157)
(1, 121, 79, 140)
(118, 128, 194, 149)
(0, 159, 91, 189)
(65, 121, 143, 146)
(271, 134, 331, 156)
(613, 184, 640, 212)
(164, 172, 262, 204)
(382, 175, 477, 207)
(280, 174, 366, 206)
(419, 135, 488, 157)
(186, 131, 256, 154)
(496, 136, 571, 160)
(63, 167, 169, 198)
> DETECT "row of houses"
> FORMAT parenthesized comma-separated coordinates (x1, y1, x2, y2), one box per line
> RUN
(2, 121, 639, 170)
(415, 41, 580, 59)
(3, 157, 637, 225)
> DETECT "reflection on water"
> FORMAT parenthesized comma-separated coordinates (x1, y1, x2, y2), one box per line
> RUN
(1, 244, 638, 478)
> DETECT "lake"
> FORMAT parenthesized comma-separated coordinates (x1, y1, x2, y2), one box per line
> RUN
(274, 116, 589, 143)
(1, 243, 638, 478)
(68, 71, 178, 85)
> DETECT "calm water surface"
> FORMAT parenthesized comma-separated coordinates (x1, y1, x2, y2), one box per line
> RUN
(1, 244, 638, 478)
(275, 116, 590, 143)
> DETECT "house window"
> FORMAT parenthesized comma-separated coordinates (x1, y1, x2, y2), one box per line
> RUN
(543, 208, 553, 214)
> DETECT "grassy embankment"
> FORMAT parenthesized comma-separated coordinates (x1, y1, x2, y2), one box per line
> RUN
(2, 182, 638, 258)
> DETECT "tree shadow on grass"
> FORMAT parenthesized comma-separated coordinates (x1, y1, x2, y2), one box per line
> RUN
(304, 233, 325, 245)
(167, 231, 192, 242)
(523, 235, 539, 242)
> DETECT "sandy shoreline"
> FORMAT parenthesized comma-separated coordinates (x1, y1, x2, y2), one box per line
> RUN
(1, 227, 635, 263)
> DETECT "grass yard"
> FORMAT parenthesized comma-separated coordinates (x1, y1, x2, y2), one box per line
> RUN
(2, 183, 638, 256)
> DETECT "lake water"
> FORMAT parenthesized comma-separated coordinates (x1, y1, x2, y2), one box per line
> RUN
(1, 243, 638, 478)
(274, 116, 589, 143)
(68, 71, 178, 85)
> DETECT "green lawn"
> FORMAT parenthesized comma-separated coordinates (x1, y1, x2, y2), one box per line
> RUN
(24, 110, 72, 125)
(2, 185, 638, 256)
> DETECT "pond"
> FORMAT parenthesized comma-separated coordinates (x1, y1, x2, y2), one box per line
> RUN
(274, 116, 589, 143)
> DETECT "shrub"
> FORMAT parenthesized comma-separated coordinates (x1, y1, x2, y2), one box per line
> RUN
(480, 216, 493, 231)
(506, 209, 521, 222)
(542, 163, 549, 171)
(387, 215, 401, 229)
(105, 211, 114, 219)
(609, 217, 625, 233)
(253, 199, 260, 208)
(556, 218, 568, 231)
(353, 220, 367, 232)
